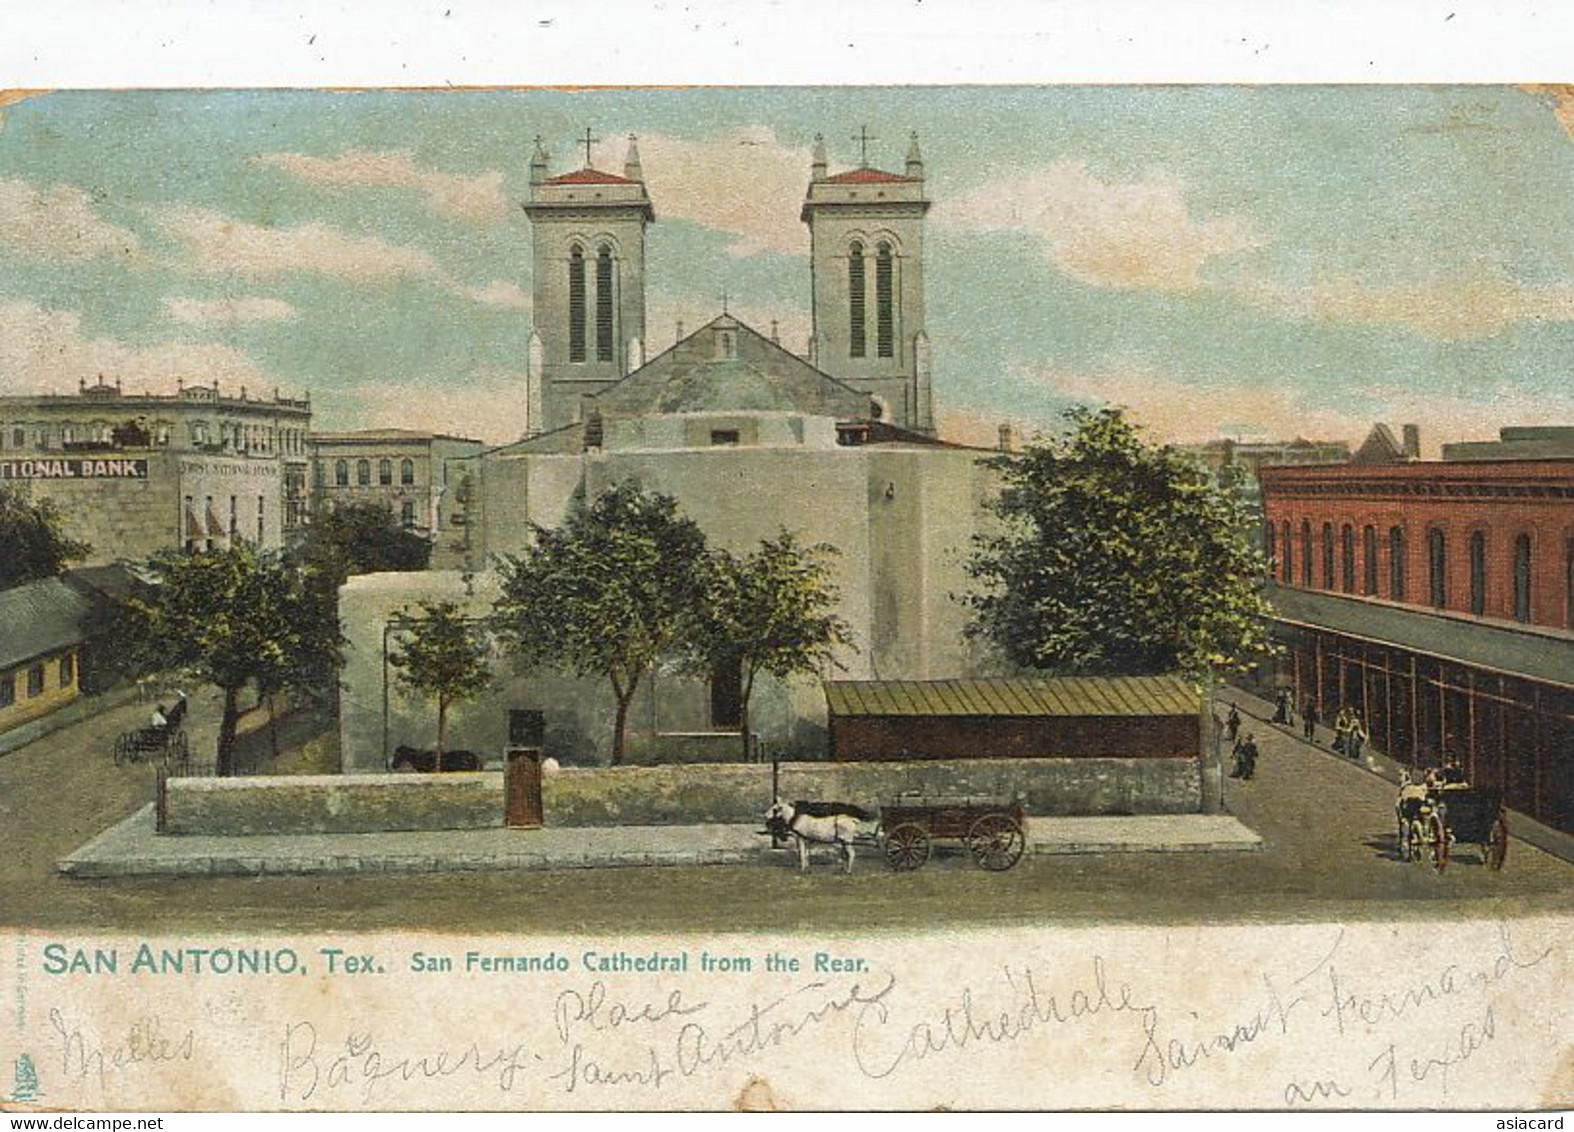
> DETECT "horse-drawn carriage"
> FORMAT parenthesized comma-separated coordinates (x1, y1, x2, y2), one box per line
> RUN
(112, 723, 188, 766)
(880, 792, 1028, 872)
(764, 792, 1028, 873)
(1395, 775, 1508, 872)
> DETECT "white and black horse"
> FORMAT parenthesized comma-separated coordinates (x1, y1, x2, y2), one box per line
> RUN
(763, 799, 874, 874)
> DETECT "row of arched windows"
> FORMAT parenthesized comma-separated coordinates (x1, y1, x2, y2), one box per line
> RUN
(567, 243, 615, 364)
(331, 458, 416, 487)
(848, 240, 896, 360)
(1269, 519, 1568, 627)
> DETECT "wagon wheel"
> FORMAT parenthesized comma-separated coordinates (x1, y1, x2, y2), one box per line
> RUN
(1486, 814, 1509, 872)
(968, 813, 1026, 872)
(1403, 818, 1425, 863)
(883, 823, 931, 871)
(1425, 811, 1449, 873)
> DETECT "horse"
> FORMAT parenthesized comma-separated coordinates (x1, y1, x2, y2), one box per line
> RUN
(763, 799, 873, 874)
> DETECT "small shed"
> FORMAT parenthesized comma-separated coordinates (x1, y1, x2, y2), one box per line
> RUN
(824, 675, 1202, 761)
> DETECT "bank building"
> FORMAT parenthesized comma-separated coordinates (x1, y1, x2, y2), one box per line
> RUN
(340, 132, 1008, 768)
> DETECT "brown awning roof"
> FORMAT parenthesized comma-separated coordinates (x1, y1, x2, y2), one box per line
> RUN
(825, 675, 1201, 718)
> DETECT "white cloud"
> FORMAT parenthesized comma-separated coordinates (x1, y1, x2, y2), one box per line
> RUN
(154, 206, 444, 281)
(939, 159, 1263, 293)
(251, 150, 508, 224)
(588, 127, 812, 258)
(162, 295, 298, 326)
(345, 369, 527, 446)
(464, 280, 532, 311)
(1236, 272, 1574, 341)
(0, 300, 282, 396)
(0, 177, 142, 264)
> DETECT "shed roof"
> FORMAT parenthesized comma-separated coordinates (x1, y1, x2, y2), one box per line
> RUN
(824, 675, 1200, 718)
(0, 577, 94, 671)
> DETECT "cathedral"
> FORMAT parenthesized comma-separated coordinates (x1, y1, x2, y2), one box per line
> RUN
(339, 133, 1002, 769)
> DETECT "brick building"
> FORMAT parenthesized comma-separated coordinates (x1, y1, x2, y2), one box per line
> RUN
(1258, 440, 1574, 835)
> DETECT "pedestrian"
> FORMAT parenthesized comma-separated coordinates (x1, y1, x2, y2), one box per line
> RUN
(1332, 705, 1353, 754)
(1272, 690, 1289, 724)
(1233, 732, 1259, 780)
(1226, 705, 1241, 743)
(149, 703, 169, 730)
(1302, 696, 1320, 742)
(1348, 711, 1368, 761)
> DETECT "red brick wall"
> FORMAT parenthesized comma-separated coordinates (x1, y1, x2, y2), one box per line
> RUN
(1260, 461, 1574, 630)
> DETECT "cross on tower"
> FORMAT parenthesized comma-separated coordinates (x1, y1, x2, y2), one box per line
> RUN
(852, 125, 877, 167)
(580, 127, 599, 167)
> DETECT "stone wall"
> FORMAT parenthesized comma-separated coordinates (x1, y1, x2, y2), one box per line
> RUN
(161, 757, 1201, 836)
(161, 773, 501, 836)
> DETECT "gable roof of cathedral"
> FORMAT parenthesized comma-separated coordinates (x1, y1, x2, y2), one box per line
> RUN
(823, 167, 914, 185)
(591, 314, 875, 419)
(543, 167, 637, 185)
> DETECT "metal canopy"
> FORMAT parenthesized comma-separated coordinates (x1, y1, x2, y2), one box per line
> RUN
(824, 674, 1200, 718)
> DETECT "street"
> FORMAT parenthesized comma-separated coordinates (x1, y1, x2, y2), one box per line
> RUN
(2, 688, 1572, 934)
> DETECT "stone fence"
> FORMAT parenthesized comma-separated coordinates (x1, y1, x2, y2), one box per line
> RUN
(158, 757, 1202, 836)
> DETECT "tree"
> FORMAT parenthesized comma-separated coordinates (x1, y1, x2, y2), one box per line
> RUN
(491, 481, 709, 765)
(130, 546, 339, 775)
(293, 500, 431, 587)
(964, 406, 1274, 679)
(387, 600, 492, 770)
(690, 531, 854, 759)
(0, 484, 91, 589)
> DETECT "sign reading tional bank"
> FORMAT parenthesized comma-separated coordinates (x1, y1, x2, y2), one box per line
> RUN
(0, 457, 149, 479)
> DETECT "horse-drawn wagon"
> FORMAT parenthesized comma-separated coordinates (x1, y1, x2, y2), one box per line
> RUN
(1395, 777, 1508, 872)
(112, 724, 188, 766)
(879, 792, 1027, 872)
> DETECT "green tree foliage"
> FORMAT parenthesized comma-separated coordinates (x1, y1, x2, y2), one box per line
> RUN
(491, 481, 708, 765)
(964, 406, 1274, 679)
(130, 546, 341, 774)
(690, 531, 853, 758)
(0, 484, 91, 589)
(387, 601, 492, 770)
(294, 500, 432, 588)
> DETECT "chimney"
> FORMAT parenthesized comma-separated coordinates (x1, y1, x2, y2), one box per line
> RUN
(997, 422, 1016, 453)
(1402, 424, 1421, 459)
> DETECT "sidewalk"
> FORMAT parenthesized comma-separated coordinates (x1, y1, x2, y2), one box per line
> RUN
(58, 806, 1260, 878)
(1220, 683, 1574, 868)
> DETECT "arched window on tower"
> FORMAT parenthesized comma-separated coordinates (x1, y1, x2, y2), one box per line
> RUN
(568, 244, 587, 363)
(357, 459, 371, 487)
(334, 459, 348, 487)
(1300, 520, 1313, 587)
(848, 241, 866, 359)
(1280, 520, 1293, 583)
(1341, 524, 1355, 593)
(1322, 522, 1335, 589)
(400, 458, 415, 486)
(876, 241, 895, 359)
(378, 458, 393, 486)
(595, 244, 614, 363)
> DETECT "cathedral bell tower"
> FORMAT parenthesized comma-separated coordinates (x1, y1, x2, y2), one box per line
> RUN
(801, 128, 932, 434)
(524, 132, 654, 434)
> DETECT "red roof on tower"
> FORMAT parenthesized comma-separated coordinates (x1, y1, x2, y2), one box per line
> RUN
(823, 168, 912, 185)
(544, 168, 637, 185)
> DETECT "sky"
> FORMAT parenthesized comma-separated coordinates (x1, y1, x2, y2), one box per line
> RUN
(3, 85, 1574, 451)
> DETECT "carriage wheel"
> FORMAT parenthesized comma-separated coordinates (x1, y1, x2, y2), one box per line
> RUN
(1426, 812, 1449, 873)
(883, 823, 931, 871)
(1486, 815, 1509, 872)
(968, 814, 1026, 872)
